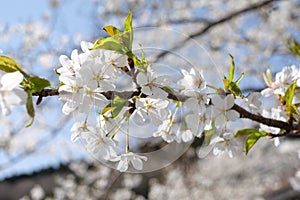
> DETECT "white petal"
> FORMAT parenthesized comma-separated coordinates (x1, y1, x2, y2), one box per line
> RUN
(211, 95, 224, 109)
(131, 157, 144, 170)
(261, 88, 274, 97)
(226, 110, 240, 121)
(81, 41, 93, 52)
(182, 130, 194, 142)
(1, 71, 23, 90)
(136, 72, 148, 86)
(224, 95, 235, 110)
(117, 159, 128, 172)
(215, 115, 226, 128)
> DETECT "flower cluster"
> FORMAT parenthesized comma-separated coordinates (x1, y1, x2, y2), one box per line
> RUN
(56, 37, 252, 171)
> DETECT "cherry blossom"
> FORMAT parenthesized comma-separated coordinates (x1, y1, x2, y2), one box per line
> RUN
(57, 49, 81, 77)
(211, 95, 240, 128)
(261, 65, 300, 97)
(79, 126, 117, 161)
(111, 152, 148, 172)
(210, 132, 240, 158)
(136, 65, 169, 98)
(178, 68, 206, 95)
(132, 97, 169, 126)
(0, 71, 27, 115)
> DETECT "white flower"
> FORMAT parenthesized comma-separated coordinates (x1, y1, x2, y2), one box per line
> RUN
(58, 76, 84, 115)
(153, 119, 177, 143)
(275, 65, 299, 95)
(70, 121, 91, 142)
(261, 65, 300, 97)
(0, 71, 27, 115)
(79, 126, 117, 160)
(78, 60, 116, 92)
(136, 65, 168, 98)
(132, 97, 169, 126)
(259, 108, 287, 146)
(111, 152, 148, 172)
(0, 49, 3, 54)
(178, 68, 206, 95)
(57, 49, 81, 76)
(78, 85, 108, 114)
(210, 132, 240, 158)
(245, 92, 262, 113)
(211, 95, 240, 128)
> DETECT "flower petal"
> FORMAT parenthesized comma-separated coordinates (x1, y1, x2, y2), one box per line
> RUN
(1, 71, 23, 90)
(224, 95, 235, 110)
(226, 110, 240, 121)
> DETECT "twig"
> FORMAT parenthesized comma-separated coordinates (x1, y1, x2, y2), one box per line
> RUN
(232, 104, 300, 132)
(155, 0, 281, 61)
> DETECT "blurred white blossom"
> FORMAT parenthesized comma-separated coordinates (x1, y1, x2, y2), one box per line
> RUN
(0, 71, 27, 115)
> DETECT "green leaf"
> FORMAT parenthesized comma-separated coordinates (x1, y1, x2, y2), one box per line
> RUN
(28, 76, 51, 92)
(283, 81, 297, 106)
(91, 37, 126, 54)
(162, 86, 174, 93)
(243, 130, 267, 154)
(123, 10, 133, 50)
(228, 54, 235, 82)
(132, 54, 147, 72)
(0, 56, 23, 73)
(244, 134, 260, 154)
(227, 82, 242, 97)
(103, 25, 122, 37)
(235, 128, 260, 137)
(235, 72, 244, 85)
(289, 38, 300, 59)
(25, 91, 35, 127)
(111, 95, 128, 118)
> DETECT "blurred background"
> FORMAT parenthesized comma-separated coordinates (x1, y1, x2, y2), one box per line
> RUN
(1, 0, 300, 199)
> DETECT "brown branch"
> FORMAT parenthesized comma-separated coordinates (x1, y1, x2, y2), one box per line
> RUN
(32, 89, 59, 97)
(155, 0, 281, 60)
(32, 86, 300, 135)
(232, 103, 300, 132)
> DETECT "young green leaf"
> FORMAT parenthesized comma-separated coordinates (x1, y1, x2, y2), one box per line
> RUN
(289, 38, 300, 58)
(0, 56, 23, 73)
(132, 54, 147, 72)
(235, 128, 260, 137)
(28, 76, 51, 92)
(283, 81, 297, 114)
(25, 91, 35, 127)
(227, 82, 242, 97)
(111, 95, 128, 118)
(103, 25, 122, 37)
(91, 37, 125, 54)
(244, 131, 267, 154)
(123, 10, 133, 50)
(228, 54, 235, 82)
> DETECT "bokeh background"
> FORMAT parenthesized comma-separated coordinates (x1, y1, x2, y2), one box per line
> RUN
(1, 0, 300, 199)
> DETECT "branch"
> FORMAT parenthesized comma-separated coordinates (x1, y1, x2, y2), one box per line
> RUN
(155, 0, 281, 61)
(232, 103, 300, 132)
(34, 88, 300, 134)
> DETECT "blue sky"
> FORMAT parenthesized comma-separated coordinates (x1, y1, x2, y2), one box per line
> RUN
(0, 1, 48, 24)
(0, 0, 93, 180)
